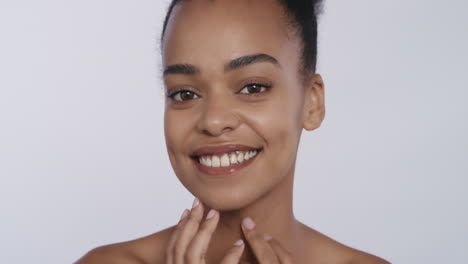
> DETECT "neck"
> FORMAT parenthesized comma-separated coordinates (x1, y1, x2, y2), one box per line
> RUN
(206, 167, 304, 263)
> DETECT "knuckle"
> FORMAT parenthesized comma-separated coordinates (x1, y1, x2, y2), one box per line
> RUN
(185, 213, 200, 226)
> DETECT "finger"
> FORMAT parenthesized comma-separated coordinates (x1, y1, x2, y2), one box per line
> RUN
(173, 198, 205, 264)
(185, 208, 220, 261)
(219, 240, 245, 264)
(165, 209, 190, 264)
(267, 237, 294, 264)
(241, 217, 279, 263)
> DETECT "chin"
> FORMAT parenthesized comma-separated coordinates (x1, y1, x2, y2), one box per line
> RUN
(188, 182, 269, 212)
(204, 198, 253, 212)
(172, 151, 290, 211)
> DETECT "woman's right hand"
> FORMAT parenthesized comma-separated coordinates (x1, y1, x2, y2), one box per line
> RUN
(165, 198, 245, 264)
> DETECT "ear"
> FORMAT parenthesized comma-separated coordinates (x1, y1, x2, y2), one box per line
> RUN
(302, 73, 325, 131)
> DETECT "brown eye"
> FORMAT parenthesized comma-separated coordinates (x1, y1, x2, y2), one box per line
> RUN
(169, 90, 200, 102)
(239, 83, 270, 94)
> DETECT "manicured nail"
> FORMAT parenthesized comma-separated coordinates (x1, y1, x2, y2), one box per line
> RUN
(206, 209, 217, 219)
(192, 198, 200, 208)
(263, 234, 273, 241)
(242, 217, 256, 230)
(180, 209, 189, 220)
(233, 239, 244, 246)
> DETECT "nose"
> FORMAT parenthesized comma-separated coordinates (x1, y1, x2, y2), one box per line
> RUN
(196, 96, 241, 137)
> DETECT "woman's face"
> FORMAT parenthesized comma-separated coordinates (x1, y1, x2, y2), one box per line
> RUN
(163, 0, 323, 210)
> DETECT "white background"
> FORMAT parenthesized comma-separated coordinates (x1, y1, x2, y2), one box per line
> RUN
(0, 0, 467, 263)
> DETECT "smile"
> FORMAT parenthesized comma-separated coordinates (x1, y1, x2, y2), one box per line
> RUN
(190, 144, 262, 176)
(198, 150, 258, 167)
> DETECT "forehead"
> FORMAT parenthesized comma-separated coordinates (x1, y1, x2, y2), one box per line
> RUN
(162, 0, 301, 71)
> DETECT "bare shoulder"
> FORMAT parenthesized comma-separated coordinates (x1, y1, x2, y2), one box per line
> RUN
(300, 223, 391, 264)
(345, 248, 391, 264)
(75, 226, 176, 264)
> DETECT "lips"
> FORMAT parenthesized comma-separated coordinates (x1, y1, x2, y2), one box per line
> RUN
(190, 144, 263, 176)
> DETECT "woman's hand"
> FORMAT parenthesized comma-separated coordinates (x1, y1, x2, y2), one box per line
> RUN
(240, 217, 294, 264)
(165, 198, 294, 264)
(165, 198, 245, 264)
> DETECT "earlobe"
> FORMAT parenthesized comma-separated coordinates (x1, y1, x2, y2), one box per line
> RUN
(302, 74, 325, 131)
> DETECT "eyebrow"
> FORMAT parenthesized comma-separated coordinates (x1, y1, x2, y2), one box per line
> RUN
(163, 53, 280, 77)
(225, 53, 280, 71)
(163, 64, 200, 76)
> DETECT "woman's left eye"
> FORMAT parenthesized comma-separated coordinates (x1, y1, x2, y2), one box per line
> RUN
(239, 83, 271, 94)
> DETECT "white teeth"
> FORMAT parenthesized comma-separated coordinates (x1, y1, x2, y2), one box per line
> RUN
(212, 156, 220, 167)
(230, 153, 238, 164)
(198, 150, 260, 167)
(220, 154, 230, 167)
(237, 152, 244, 163)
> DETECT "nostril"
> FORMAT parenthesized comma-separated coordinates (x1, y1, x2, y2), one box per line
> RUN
(201, 126, 234, 137)
(197, 107, 241, 136)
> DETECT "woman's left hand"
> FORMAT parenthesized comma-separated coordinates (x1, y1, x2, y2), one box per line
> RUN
(240, 217, 294, 264)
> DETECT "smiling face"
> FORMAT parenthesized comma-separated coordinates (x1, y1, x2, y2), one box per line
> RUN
(162, 0, 324, 211)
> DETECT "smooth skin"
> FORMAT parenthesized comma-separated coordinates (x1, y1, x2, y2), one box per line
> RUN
(76, 0, 390, 263)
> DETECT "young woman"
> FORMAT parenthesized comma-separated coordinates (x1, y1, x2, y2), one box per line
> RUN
(77, 0, 390, 263)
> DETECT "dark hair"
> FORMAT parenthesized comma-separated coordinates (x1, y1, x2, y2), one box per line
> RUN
(161, 0, 324, 74)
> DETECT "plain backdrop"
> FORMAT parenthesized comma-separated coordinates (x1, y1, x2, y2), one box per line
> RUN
(0, 0, 467, 263)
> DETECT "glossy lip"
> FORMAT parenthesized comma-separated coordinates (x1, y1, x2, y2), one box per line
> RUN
(190, 144, 263, 176)
(191, 144, 260, 157)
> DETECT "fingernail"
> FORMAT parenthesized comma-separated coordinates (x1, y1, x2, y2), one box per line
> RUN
(242, 217, 256, 230)
(263, 234, 273, 241)
(180, 209, 189, 220)
(206, 209, 217, 219)
(233, 239, 244, 246)
(192, 198, 200, 208)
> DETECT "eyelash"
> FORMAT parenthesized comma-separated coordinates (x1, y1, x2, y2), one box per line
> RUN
(166, 88, 198, 101)
(239, 82, 272, 95)
(167, 82, 272, 102)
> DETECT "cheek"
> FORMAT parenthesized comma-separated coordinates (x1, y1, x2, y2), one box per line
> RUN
(247, 95, 302, 181)
(164, 109, 193, 167)
(257, 92, 302, 153)
(266, 114, 299, 176)
(163, 111, 176, 153)
(164, 109, 198, 196)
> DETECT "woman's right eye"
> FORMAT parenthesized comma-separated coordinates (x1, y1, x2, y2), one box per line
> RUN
(168, 90, 200, 102)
